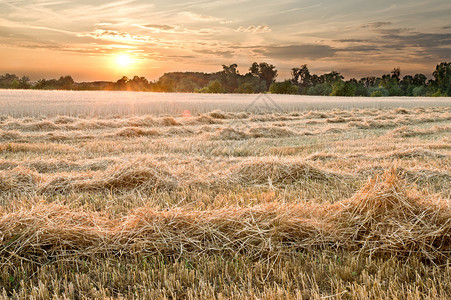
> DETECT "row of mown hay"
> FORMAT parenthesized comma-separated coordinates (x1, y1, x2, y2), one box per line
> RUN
(388, 125, 451, 138)
(1, 159, 340, 193)
(38, 162, 178, 194)
(0, 158, 115, 173)
(1, 158, 449, 194)
(0, 117, 178, 132)
(219, 158, 347, 186)
(382, 148, 449, 159)
(0, 170, 449, 262)
(208, 126, 298, 140)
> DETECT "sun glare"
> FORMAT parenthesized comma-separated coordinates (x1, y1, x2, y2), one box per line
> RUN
(117, 54, 132, 67)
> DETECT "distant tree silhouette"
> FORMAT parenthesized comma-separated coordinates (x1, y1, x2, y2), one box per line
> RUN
(432, 62, 451, 96)
(2, 62, 449, 96)
(250, 62, 278, 89)
(269, 80, 298, 94)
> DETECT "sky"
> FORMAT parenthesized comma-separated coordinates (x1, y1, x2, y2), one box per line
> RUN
(1, 0, 450, 81)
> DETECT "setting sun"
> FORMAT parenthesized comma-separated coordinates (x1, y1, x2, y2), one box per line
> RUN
(117, 54, 132, 67)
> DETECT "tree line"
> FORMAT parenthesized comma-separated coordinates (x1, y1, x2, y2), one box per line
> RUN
(1, 62, 450, 96)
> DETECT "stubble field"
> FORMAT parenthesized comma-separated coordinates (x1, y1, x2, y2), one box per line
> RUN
(0, 91, 450, 299)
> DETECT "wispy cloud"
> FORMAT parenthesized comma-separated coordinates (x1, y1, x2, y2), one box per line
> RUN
(78, 30, 158, 44)
(178, 11, 231, 24)
(236, 25, 271, 33)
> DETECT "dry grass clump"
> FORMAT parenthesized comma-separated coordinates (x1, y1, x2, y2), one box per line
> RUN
(326, 117, 347, 123)
(228, 112, 249, 119)
(347, 120, 397, 129)
(65, 119, 132, 130)
(208, 127, 249, 140)
(388, 125, 451, 138)
(0, 203, 113, 258)
(373, 113, 396, 120)
(126, 116, 158, 127)
(159, 116, 182, 126)
(306, 152, 340, 161)
(305, 119, 322, 125)
(0, 142, 75, 153)
(208, 110, 230, 119)
(250, 115, 292, 122)
(248, 126, 298, 138)
(164, 127, 194, 136)
(39, 161, 177, 194)
(25, 159, 74, 173)
(383, 148, 448, 159)
(394, 108, 410, 114)
(43, 131, 95, 141)
(3, 120, 60, 131)
(223, 158, 344, 186)
(22, 158, 114, 173)
(303, 111, 331, 119)
(0, 160, 19, 170)
(0, 167, 42, 193)
(112, 127, 160, 138)
(0, 130, 23, 141)
(186, 115, 223, 125)
(389, 126, 421, 137)
(357, 167, 451, 195)
(53, 116, 78, 124)
(328, 170, 451, 260)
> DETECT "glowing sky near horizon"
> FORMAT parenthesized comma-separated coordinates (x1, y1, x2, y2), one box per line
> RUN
(0, 0, 450, 81)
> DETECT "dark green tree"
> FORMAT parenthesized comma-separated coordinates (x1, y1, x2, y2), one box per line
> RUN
(413, 73, 427, 86)
(432, 62, 451, 96)
(269, 80, 298, 94)
(249, 62, 278, 89)
(330, 80, 356, 96)
(291, 64, 311, 88)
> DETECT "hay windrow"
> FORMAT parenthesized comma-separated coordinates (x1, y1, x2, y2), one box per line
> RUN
(383, 148, 448, 159)
(159, 116, 182, 126)
(326, 117, 347, 123)
(303, 111, 331, 119)
(1, 170, 449, 261)
(0, 167, 43, 193)
(221, 158, 346, 186)
(357, 166, 451, 192)
(0, 129, 24, 140)
(388, 125, 451, 138)
(63, 119, 124, 130)
(112, 127, 160, 137)
(347, 120, 397, 129)
(186, 115, 223, 125)
(306, 152, 340, 161)
(247, 126, 298, 138)
(208, 127, 249, 140)
(39, 161, 178, 194)
(2, 120, 61, 131)
(126, 116, 158, 127)
(208, 110, 230, 119)
(1, 104, 450, 296)
(53, 116, 78, 124)
(327, 170, 451, 260)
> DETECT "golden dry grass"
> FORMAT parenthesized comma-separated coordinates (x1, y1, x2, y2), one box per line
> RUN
(1, 170, 449, 262)
(0, 104, 450, 299)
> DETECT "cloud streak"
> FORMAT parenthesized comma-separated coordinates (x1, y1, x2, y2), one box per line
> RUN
(236, 25, 271, 33)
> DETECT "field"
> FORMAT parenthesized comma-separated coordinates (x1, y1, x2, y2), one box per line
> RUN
(0, 90, 450, 299)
